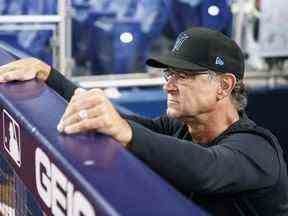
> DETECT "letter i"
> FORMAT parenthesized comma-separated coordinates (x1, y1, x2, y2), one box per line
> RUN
(67, 182, 74, 216)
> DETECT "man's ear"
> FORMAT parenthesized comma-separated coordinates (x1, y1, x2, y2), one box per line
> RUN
(216, 73, 236, 100)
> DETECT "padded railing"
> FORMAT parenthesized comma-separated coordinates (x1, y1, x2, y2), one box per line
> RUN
(0, 48, 207, 215)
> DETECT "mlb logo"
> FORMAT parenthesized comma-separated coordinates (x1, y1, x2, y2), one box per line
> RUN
(2, 109, 21, 167)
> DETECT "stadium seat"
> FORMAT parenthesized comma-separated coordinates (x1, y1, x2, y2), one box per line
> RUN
(67, 0, 167, 74)
(165, 0, 233, 37)
(0, 0, 57, 64)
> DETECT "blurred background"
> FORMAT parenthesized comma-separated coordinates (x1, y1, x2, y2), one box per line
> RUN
(0, 0, 287, 121)
(0, 0, 287, 138)
(0, 0, 287, 77)
(1, 1, 288, 215)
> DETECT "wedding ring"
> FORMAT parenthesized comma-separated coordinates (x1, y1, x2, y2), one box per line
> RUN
(78, 109, 88, 120)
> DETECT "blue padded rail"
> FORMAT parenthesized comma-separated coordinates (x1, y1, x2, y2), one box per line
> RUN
(0, 47, 207, 215)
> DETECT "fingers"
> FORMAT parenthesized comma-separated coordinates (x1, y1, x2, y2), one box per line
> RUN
(0, 62, 17, 82)
(56, 87, 131, 145)
(59, 88, 88, 122)
(0, 58, 38, 83)
(70, 88, 103, 103)
(63, 116, 106, 134)
(0, 61, 18, 73)
(0, 70, 20, 83)
(57, 88, 105, 132)
(74, 88, 87, 94)
(0, 58, 50, 83)
(0, 75, 5, 83)
(60, 105, 105, 129)
(60, 91, 102, 121)
(0, 69, 36, 83)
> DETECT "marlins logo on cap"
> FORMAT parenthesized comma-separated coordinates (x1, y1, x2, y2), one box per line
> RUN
(172, 33, 190, 52)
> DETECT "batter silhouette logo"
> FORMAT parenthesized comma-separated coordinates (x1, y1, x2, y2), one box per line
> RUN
(2, 109, 21, 167)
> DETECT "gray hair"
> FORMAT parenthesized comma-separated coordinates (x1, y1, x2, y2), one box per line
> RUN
(207, 70, 217, 81)
(208, 70, 248, 111)
(231, 79, 248, 111)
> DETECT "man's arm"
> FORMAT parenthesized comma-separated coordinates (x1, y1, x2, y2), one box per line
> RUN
(121, 113, 184, 136)
(127, 120, 279, 195)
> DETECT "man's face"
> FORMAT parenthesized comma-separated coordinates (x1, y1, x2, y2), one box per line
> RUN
(163, 68, 220, 119)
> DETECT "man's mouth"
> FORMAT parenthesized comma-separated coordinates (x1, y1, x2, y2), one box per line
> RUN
(167, 99, 179, 104)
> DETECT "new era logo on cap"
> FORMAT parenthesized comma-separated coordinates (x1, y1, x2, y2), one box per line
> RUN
(172, 33, 190, 52)
(215, 56, 224, 66)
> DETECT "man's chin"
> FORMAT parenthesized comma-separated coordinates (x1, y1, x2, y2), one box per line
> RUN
(167, 108, 181, 118)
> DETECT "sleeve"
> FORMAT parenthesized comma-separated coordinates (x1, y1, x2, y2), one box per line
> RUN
(127, 121, 280, 195)
(121, 113, 184, 136)
(46, 68, 78, 101)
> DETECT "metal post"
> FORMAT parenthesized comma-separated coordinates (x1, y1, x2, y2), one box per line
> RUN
(0, 0, 72, 76)
(234, 0, 246, 47)
(58, 0, 72, 76)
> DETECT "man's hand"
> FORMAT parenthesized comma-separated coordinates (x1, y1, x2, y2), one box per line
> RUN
(0, 57, 51, 83)
(57, 88, 133, 147)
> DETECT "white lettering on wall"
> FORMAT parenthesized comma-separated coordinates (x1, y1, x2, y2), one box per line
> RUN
(35, 147, 96, 216)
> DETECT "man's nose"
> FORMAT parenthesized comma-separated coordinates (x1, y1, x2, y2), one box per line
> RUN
(163, 78, 178, 92)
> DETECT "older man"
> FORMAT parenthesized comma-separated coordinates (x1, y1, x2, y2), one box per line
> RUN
(0, 27, 287, 215)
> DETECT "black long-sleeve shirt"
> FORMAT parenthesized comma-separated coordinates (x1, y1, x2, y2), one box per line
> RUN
(46, 69, 288, 215)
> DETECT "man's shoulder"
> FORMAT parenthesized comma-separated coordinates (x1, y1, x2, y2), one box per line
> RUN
(220, 132, 272, 147)
(223, 112, 280, 149)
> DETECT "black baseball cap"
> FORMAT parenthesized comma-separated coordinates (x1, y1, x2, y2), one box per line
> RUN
(146, 27, 245, 80)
